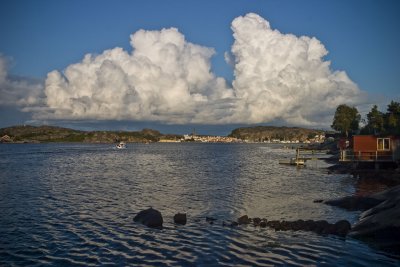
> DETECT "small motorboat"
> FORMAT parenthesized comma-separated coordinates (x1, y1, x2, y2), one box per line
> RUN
(116, 141, 126, 149)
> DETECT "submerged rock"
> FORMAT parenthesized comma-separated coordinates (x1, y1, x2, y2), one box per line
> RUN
(206, 217, 217, 224)
(265, 219, 351, 237)
(133, 208, 163, 229)
(222, 220, 238, 227)
(237, 215, 251, 225)
(174, 213, 187, 225)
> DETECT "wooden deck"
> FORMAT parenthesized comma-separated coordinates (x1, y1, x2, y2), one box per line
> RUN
(340, 150, 394, 162)
(279, 148, 330, 166)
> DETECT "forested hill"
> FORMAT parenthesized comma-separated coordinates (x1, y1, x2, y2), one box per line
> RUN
(228, 126, 324, 142)
(0, 125, 177, 143)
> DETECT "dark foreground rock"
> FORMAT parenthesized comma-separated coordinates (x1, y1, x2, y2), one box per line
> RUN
(324, 185, 400, 254)
(237, 215, 251, 225)
(133, 208, 163, 229)
(349, 185, 400, 254)
(174, 213, 187, 225)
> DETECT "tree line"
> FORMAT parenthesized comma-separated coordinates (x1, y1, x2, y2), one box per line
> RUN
(331, 101, 400, 136)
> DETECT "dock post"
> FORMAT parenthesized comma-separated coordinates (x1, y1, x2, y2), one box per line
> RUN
(375, 162, 380, 171)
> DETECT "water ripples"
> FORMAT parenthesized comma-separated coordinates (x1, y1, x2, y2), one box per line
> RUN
(1, 143, 399, 266)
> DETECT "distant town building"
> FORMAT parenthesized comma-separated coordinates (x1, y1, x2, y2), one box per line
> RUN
(0, 135, 12, 143)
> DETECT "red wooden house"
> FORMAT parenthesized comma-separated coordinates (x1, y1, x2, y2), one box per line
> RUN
(340, 135, 400, 162)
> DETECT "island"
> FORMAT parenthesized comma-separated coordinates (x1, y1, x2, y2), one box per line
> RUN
(0, 125, 329, 144)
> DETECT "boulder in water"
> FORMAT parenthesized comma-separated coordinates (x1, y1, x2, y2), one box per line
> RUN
(174, 213, 187, 225)
(253, 217, 261, 226)
(237, 215, 251, 225)
(259, 220, 267, 228)
(133, 208, 163, 229)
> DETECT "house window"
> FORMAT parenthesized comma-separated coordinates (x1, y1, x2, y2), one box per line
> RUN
(377, 138, 390, 151)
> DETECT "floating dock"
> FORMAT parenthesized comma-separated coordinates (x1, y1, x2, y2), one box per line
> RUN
(279, 148, 329, 166)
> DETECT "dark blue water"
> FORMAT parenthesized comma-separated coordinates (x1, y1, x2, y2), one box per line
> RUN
(0, 143, 399, 266)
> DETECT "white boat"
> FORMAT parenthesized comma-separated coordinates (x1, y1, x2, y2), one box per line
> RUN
(116, 142, 126, 149)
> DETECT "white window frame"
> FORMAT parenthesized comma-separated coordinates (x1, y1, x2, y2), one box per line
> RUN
(377, 138, 390, 151)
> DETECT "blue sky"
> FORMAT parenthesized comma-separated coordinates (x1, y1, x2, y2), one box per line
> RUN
(1, 0, 399, 134)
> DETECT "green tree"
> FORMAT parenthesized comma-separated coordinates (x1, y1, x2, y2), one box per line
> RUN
(331, 104, 361, 137)
(385, 101, 400, 134)
(366, 105, 384, 134)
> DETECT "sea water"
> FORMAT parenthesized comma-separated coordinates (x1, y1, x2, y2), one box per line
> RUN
(0, 143, 399, 266)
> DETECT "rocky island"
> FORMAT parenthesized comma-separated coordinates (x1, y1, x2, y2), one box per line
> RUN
(1, 124, 328, 144)
(0, 125, 180, 143)
(229, 126, 325, 143)
(0, 126, 181, 143)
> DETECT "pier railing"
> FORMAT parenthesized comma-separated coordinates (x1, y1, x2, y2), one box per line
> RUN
(296, 148, 329, 163)
(279, 148, 330, 166)
(340, 150, 394, 162)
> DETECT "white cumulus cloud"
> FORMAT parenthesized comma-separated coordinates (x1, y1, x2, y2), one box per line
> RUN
(227, 13, 365, 126)
(37, 13, 365, 127)
(42, 28, 234, 124)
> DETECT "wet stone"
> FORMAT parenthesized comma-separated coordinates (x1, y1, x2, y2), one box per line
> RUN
(174, 213, 187, 225)
(238, 215, 251, 225)
(253, 217, 261, 226)
(259, 220, 267, 228)
(133, 208, 163, 229)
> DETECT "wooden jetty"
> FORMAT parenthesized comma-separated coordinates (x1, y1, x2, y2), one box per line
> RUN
(279, 148, 329, 166)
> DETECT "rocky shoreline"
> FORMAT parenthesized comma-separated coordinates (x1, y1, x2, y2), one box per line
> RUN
(133, 159, 400, 256)
(323, 149, 400, 254)
(133, 208, 352, 238)
(323, 184, 400, 255)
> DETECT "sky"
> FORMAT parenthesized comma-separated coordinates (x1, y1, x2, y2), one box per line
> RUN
(1, 0, 399, 135)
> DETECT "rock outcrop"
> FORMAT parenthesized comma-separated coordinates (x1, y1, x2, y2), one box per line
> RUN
(133, 208, 163, 229)
(324, 185, 400, 253)
(348, 186, 400, 253)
